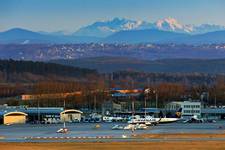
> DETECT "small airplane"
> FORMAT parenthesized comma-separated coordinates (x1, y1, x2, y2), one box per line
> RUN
(56, 127, 69, 133)
(183, 115, 204, 123)
(124, 124, 148, 130)
(57, 121, 68, 133)
(112, 124, 124, 130)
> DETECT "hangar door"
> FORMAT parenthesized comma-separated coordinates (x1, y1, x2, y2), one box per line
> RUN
(4, 112, 27, 125)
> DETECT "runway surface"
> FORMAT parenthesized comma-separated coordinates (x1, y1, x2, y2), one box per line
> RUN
(0, 121, 225, 142)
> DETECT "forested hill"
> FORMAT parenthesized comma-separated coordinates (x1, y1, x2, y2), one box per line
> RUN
(0, 59, 97, 82)
(52, 57, 225, 74)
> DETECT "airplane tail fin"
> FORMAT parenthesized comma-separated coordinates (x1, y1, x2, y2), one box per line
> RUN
(160, 108, 182, 118)
(175, 108, 182, 118)
(159, 110, 164, 118)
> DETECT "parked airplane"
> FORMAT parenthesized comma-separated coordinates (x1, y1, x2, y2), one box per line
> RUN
(128, 108, 182, 125)
(103, 116, 125, 122)
(127, 115, 160, 125)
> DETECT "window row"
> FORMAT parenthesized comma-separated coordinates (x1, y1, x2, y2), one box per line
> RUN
(184, 105, 200, 108)
(184, 110, 200, 113)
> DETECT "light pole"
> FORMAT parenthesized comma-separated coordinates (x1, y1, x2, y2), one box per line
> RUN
(38, 99, 40, 124)
(144, 88, 151, 118)
(63, 94, 69, 129)
(36, 94, 41, 124)
(214, 95, 217, 108)
(94, 89, 100, 113)
(153, 90, 158, 108)
(144, 95, 147, 118)
(63, 97, 66, 128)
(132, 96, 135, 116)
(94, 94, 97, 113)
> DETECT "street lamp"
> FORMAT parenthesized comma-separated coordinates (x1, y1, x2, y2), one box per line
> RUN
(153, 90, 158, 108)
(144, 88, 158, 109)
(38, 98, 40, 124)
(144, 88, 151, 117)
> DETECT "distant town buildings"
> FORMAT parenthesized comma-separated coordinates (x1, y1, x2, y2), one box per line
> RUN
(21, 92, 82, 100)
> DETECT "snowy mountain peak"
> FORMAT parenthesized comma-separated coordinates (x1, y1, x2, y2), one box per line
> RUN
(74, 18, 151, 37)
(155, 17, 192, 33)
(156, 17, 181, 28)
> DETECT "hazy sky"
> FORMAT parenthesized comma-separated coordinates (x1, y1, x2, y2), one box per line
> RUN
(1, 0, 225, 32)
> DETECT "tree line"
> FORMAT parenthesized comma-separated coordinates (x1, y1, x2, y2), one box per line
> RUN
(0, 60, 224, 108)
(0, 59, 97, 82)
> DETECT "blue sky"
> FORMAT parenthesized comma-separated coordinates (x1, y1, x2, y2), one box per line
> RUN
(1, 0, 225, 32)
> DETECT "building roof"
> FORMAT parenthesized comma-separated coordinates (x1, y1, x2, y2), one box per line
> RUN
(111, 93, 140, 97)
(24, 107, 64, 114)
(0, 106, 65, 116)
(4, 112, 28, 117)
(168, 101, 201, 105)
(201, 108, 225, 114)
(0, 110, 28, 117)
(60, 109, 83, 114)
(140, 108, 160, 113)
(0, 107, 84, 117)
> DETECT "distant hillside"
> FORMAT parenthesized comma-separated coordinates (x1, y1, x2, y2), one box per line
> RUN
(0, 59, 97, 82)
(103, 29, 225, 44)
(0, 28, 101, 44)
(103, 29, 189, 43)
(52, 57, 225, 74)
(2, 28, 225, 44)
(177, 30, 225, 44)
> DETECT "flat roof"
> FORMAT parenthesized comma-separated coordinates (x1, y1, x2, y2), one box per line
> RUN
(201, 108, 225, 114)
(0, 110, 28, 116)
(4, 112, 28, 116)
(60, 109, 83, 114)
(140, 108, 160, 113)
(0, 107, 64, 116)
(111, 93, 140, 97)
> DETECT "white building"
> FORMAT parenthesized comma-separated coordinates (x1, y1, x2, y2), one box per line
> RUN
(60, 109, 83, 123)
(165, 101, 201, 117)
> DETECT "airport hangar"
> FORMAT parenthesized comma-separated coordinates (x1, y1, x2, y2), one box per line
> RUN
(0, 111, 28, 125)
(0, 106, 83, 125)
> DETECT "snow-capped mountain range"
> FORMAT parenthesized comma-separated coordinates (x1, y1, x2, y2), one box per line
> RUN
(1, 17, 225, 44)
(74, 17, 225, 37)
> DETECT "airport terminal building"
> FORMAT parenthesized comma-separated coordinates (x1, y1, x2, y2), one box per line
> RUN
(165, 101, 201, 117)
(165, 101, 225, 119)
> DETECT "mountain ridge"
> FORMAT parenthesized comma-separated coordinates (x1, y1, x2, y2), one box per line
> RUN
(102, 29, 189, 43)
(74, 17, 225, 37)
(0, 28, 102, 44)
(1, 27, 225, 44)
